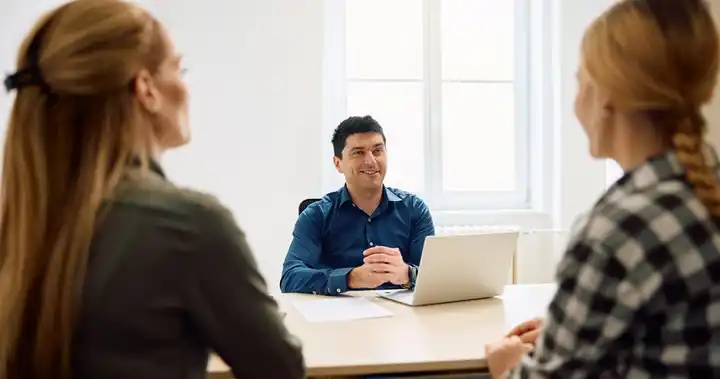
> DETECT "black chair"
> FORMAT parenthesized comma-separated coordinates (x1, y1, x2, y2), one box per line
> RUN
(298, 198, 321, 215)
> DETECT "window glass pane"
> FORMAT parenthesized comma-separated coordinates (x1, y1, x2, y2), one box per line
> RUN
(346, 82, 425, 193)
(346, 0, 423, 79)
(441, 0, 514, 81)
(442, 83, 515, 191)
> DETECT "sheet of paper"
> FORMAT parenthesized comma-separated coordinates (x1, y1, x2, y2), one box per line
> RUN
(292, 297, 393, 323)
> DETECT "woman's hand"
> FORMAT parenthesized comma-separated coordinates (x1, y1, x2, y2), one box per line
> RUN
(485, 335, 533, 378)
(507, 317, 543, 346)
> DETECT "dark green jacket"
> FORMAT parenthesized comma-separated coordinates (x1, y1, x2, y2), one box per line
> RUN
(72, 161, 305, 379)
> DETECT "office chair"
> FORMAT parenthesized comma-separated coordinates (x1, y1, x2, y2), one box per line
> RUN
(298, 198, 321, 215)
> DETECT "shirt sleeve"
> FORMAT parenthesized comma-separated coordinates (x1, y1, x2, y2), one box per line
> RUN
(407, 196, 435, 267)
(183, 199, 305, 379)
(507, 240, 647, 379)
(280, 204, 352, 295)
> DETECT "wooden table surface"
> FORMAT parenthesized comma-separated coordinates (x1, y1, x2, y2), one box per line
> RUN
(208, 283, 556, 378)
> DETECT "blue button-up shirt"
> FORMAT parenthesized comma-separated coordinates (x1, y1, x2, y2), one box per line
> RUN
(280, 186, 435, 295)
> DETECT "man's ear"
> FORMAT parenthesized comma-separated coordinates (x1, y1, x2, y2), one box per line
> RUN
(333, 156, 343, 174)
(132, 69, 160, 114)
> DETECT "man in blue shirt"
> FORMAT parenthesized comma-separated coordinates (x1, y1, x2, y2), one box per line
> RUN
(280, 115, 435, 295)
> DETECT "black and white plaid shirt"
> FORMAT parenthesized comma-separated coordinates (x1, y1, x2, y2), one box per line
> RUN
(509, 147, 720, 378)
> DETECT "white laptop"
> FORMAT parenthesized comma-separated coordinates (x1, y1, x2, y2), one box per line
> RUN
(380, 231, 518, 306)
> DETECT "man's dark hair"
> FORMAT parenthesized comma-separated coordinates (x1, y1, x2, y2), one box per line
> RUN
(331, 115, 386, 158)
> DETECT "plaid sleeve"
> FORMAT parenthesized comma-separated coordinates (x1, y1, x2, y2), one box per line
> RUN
(506, 239, 646, 379)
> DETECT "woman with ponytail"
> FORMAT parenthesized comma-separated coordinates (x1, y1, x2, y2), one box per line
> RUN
(485, 0, 720, 377)
(0, 1, 304, 378)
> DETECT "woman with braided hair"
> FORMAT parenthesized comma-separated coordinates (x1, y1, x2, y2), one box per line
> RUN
(485, 0, 720, 377)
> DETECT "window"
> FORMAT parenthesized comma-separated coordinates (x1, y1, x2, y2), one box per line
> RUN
(325, 0, 533, 211)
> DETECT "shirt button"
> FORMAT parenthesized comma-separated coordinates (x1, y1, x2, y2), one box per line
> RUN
(368, 218, 371, 223)
(336, 288, 341, 293)
(369, 242, 374, 246)
(312, 291, 317, 295)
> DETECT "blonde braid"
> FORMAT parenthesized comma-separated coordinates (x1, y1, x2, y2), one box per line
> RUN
(672, 111, 720, 215)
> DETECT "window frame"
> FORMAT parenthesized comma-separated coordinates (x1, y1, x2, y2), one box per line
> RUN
(323, 0, 536, 212)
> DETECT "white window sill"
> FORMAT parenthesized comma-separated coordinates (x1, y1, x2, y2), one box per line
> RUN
(431, 209, 552, 230)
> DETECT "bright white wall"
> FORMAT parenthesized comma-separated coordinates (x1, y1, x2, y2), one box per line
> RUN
(551, 0, 609, 229)
(0, 0, 325, 287)
(153, 0, 325, 286)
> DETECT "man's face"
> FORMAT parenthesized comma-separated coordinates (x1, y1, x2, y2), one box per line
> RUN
(333, 132, 387, 191)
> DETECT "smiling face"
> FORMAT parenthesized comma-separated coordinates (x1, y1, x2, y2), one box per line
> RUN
(333, 132, 387, 192)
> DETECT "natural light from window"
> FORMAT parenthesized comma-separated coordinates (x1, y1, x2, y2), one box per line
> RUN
(440, 0, 515, 192)
(341, 0, 527, 209)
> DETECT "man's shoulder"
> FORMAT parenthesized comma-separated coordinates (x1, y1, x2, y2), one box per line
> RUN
(302, 186, 429, 216)
(386, 187, 427, 207)
(320, 187, 344, 203)
(299, 189, 342, 218)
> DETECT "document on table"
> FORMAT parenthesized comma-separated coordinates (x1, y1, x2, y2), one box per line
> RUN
(292, 297, 393, 323)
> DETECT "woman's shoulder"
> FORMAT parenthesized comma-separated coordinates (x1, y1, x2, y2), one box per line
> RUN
(566, 179, 716, 278)
(109, 173, 231, 225)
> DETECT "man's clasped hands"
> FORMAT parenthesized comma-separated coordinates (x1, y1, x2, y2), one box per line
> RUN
(348, 246, 410, 289)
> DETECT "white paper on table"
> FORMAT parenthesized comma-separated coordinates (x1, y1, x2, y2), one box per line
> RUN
(292, 297, 393, 323)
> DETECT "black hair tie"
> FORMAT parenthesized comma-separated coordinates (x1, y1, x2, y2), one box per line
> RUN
(3, 21, 54, 96)
(3, 67, 52, 94)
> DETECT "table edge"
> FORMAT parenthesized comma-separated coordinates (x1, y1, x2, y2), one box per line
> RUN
(306, 357, 488, 376)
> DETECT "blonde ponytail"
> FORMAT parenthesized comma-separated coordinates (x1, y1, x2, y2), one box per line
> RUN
(672, 111, 720, 215)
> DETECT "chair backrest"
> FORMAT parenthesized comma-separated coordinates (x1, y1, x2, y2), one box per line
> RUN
(298, 198, 322, 215)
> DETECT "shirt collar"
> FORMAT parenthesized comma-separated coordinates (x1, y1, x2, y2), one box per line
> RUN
(148, 158, 166, 179)
(603, 144, 719, 201)
(129, 156, 167, 180)
(340, 185, 401, 206)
